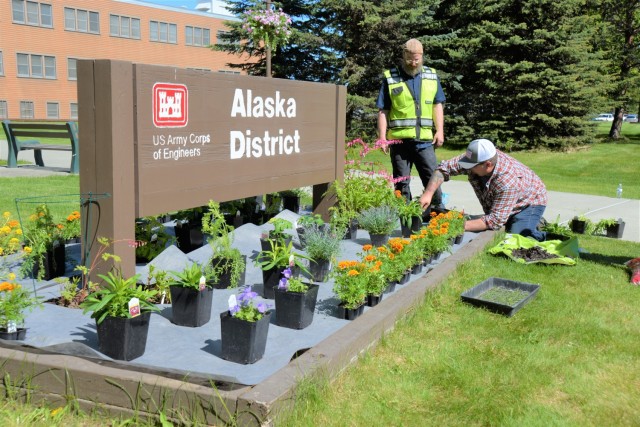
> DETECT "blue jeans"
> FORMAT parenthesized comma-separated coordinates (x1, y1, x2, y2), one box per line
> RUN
(390, 140, 442, 205)
(505, 205, 547, 242)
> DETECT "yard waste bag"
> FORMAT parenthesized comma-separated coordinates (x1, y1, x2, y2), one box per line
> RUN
(488, 234, 579, 265)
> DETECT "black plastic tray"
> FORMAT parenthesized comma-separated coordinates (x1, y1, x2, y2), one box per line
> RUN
(460, 277, 540, 317)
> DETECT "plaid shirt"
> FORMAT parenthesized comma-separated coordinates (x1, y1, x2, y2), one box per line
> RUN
(438, 150, 547, 229)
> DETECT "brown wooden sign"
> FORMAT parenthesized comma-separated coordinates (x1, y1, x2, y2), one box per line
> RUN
(77, 60, 345, 277)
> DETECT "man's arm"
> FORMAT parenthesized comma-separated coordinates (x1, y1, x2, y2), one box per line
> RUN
(378, 109, 389, 153)
(432, 103, 444, 147)
(419, 169, 445, 209)
(463, 218, 489, 232)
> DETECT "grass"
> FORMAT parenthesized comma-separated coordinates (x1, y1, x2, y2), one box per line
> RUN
(1, 124, 639, 424)
(0, 176, 80, 223)
(275, 234, 640, 426)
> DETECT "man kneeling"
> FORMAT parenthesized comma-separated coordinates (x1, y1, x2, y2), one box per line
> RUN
(419, 138, 548, 241)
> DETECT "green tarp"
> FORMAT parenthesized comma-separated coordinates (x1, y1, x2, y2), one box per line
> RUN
(488, 234, 579, 265)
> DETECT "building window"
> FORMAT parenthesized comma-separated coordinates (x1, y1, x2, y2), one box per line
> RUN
(46, 102, 59, 119)
(20, 101, 34, 119)
(217, 30, 232, 44)
(12, 1, 52, 28)
(17, 53, 56, 79)
(185, 26, 210, 47)
(67, 58, 77, 80)
(0, 52, 4, 76)
(150, 20, 177, 44)
(0, 101, 7, 119)
(70, 103, 78, 120)
(64, 7, 99, 34)
(110, 14, 141, 39)
(218, 70, 240, 75)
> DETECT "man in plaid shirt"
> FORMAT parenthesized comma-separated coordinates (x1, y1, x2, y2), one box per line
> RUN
(419, 139, 548, 241)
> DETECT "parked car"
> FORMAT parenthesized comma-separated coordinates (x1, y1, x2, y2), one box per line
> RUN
(593, 113, 614, 121)
(625, 114, 638, 123)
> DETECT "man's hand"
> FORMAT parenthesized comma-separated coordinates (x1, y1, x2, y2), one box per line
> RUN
(432, 130, 444, 148)
(419, 193, 432, 210)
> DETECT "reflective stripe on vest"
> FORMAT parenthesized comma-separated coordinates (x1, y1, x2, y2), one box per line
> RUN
(383, 66, 438, 140)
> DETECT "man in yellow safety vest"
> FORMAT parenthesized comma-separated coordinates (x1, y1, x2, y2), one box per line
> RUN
(377, 38, 446, 211)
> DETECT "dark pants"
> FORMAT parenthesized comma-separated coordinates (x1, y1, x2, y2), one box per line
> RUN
(505, 205, 547, 242)
(390, 140, 442, 206)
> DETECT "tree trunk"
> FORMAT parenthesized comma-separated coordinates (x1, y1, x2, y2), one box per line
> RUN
(609, 107, 624, 139)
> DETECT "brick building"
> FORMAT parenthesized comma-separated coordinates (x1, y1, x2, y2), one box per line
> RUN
(0, 0, 250, 120)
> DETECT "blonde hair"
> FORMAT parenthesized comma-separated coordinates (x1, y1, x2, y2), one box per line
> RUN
(402, 39, 424, 55)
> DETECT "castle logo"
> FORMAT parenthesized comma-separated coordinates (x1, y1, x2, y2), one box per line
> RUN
(153, 83, 188, 127)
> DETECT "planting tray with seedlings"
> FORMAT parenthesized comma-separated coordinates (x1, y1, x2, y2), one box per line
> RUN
(461, 277, 540, 317)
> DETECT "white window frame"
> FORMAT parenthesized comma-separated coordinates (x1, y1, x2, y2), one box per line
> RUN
(16, 53, 56, 79)
(0, 51, 4, 76)
(64, 7, 100, 34)
(0, 101, 8, 119)
(70, 103, 78, 120)
(110, 14, 141, 39)
(67, 58, 77, 80)
(185, 25, 210, 47)
(12, 0, 52, 28)
(46, 101, 59, 119)
(150, 20, 177, 44)
(20, 101, 35, 119)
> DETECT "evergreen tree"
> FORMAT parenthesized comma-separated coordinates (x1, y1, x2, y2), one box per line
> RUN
(598, 0, 640, 139)
(434, 0, 609, 149)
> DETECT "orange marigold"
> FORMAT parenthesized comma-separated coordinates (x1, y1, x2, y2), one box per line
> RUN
(0, 282, 15, 292)
(365, 254, 377, 262)
(347, 269, 360, 276)
(362, 244, 373, 251)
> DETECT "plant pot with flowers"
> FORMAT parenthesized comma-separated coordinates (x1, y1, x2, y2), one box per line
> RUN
(331, 260, 367, 320)
(168, 261, 213, 327)
(274, 268, 319, 329)
(358, 245, 387, 307)
(61, 210, 82, 244)
(357, 205, 399, 247)
(20, 203, 66, 281)
(303, 225, 342, 282)
(202, 201, 246, 289)
(81, 269, 160, 361)
(0, 261, 43, 340)
(395, 193, 424, 238)
(220, 286, 271, 364)
(255, 239, 311, 299)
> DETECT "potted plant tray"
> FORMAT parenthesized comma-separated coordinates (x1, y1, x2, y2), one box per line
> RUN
(605, 220, 625, 239)
(96, 312, 152, 361)
(460, 277, 540, 317)
(220, 311, 272, 364)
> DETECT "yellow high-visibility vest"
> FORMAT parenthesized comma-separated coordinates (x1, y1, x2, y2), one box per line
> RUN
(383, 66, 438, 140)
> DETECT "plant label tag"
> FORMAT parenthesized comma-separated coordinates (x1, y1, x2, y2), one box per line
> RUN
(128, 298, 141, 317)
(6, 320, 17, 333)
(228, 295, 237, 311)
(199, 275, 206, 291)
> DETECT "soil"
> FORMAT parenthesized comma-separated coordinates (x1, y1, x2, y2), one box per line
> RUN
(510, 246, 559, 262)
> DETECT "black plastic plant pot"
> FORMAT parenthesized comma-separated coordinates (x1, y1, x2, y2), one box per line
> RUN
(210, 255, 246, 289)
(309, 258, 332, 282)
(384, 280, 396, 294)
(369, 233, 390, 247)
(33, 242, 66, 281)
(401, 216, 422, 237)
(96, 312, 151, 361)
(343, 220, 359, 241)
(411, 263, 423, 275)
(570, 219, 587, 234)
(460, 277, 540, 317)
(337, 302, 365, 320)
(0, 328, 27, 340)
(175, 221, 204, 253)
(454, 234, 464, 244)
(282, 195, 300, 214)
(605, 221, 625, 239)
(220, 310, 272, 364)
(398, 271, 411, 285)
(169, 286, 213, 327)
(261, 265, 296, 299)
(274, 284, 319, 329)
(366, 293, 383, 307)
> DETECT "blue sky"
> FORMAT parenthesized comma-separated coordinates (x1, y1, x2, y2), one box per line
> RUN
(143, 0, 200, 8)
